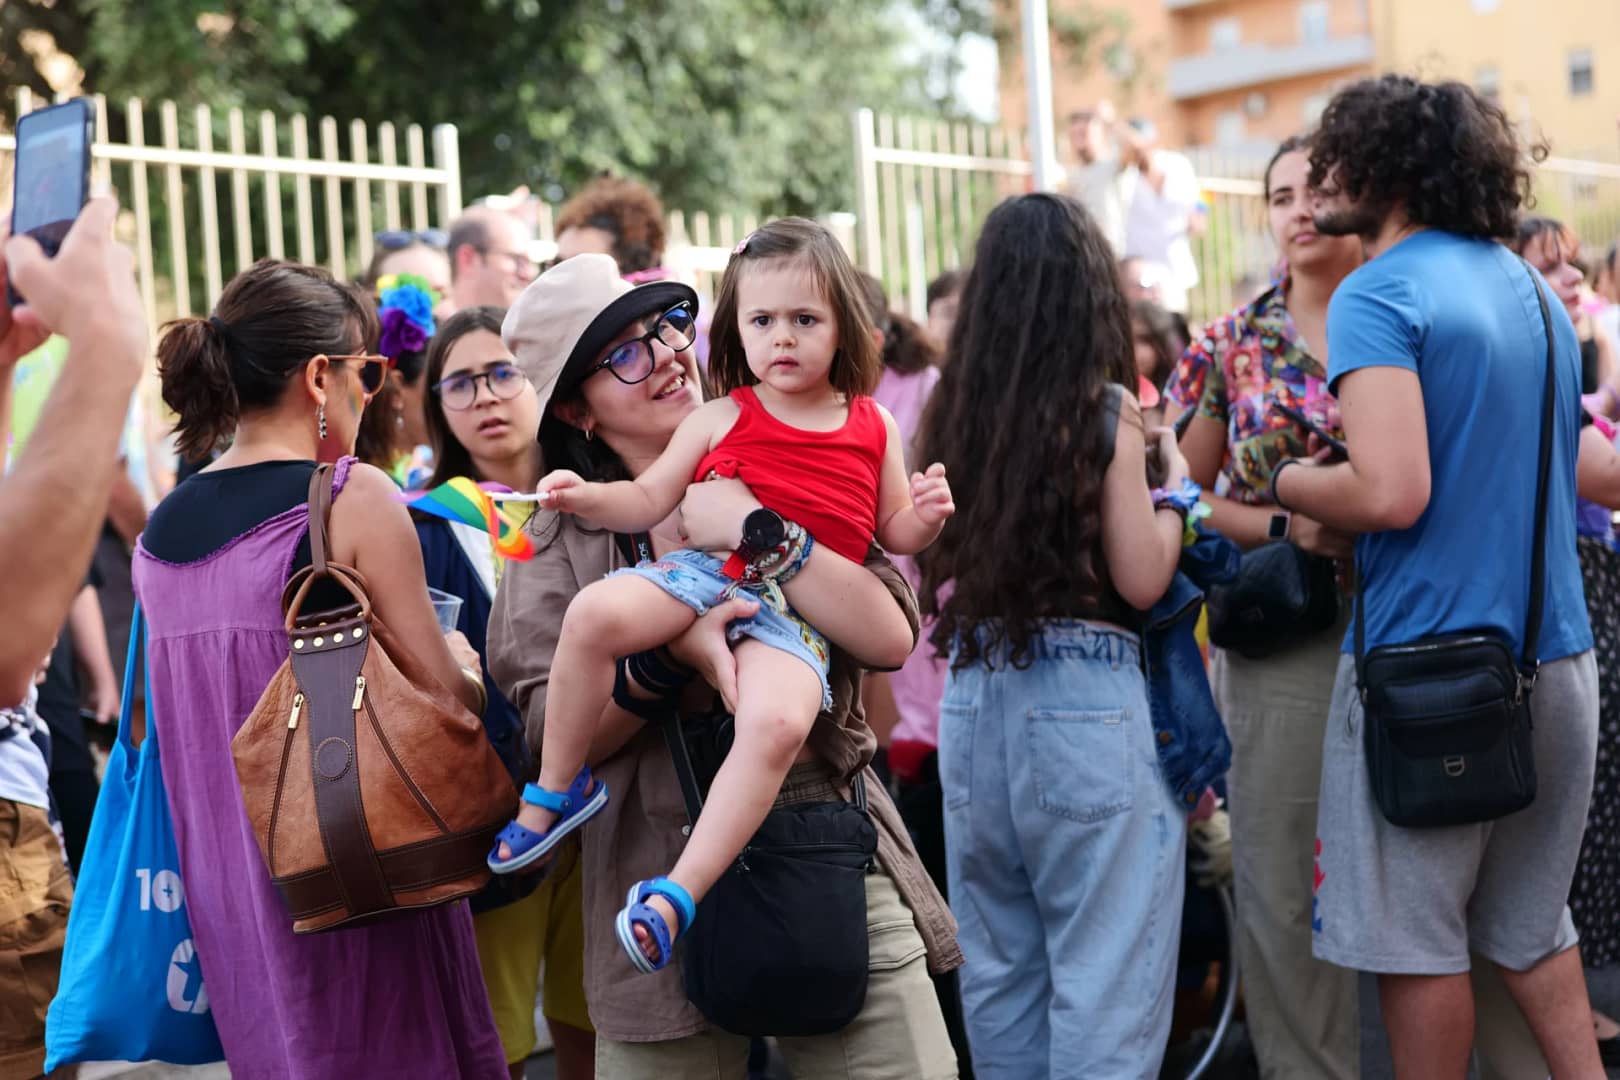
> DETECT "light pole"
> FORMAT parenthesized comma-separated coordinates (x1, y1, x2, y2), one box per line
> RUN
(1021, 0, 1060, 192)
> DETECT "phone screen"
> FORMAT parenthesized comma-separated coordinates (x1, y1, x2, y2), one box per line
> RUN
(8, 99, 93, 305)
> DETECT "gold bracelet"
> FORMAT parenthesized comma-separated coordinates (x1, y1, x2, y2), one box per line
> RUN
(460, 666, 488, 714)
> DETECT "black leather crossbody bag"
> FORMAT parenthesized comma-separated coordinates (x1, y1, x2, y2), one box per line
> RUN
(1354, 265, 1555, 829)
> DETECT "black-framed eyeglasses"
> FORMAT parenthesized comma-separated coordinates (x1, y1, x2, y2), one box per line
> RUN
(375, 228, 449, 251)
(432, 361, 528, 411)
(590, 303, 697, 386)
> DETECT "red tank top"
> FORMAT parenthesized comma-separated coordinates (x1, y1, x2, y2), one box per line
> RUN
(693, 387, 887, 563)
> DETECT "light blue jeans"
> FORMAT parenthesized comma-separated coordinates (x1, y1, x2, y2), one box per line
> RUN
(940, 621, 1185, 1080)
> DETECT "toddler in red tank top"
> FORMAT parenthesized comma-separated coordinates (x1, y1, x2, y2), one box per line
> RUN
(488, 219, 955, 974)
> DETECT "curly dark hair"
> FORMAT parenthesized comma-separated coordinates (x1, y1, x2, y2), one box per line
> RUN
(555, 175, 667, 274)
(916, 193, 1135, 669)
(1308, 74, 1545, 240)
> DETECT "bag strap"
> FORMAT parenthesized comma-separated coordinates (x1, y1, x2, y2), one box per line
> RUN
(306, 462, 336, 576)
(115, 602, 146, 766)
(1354, 261, 1559, 690)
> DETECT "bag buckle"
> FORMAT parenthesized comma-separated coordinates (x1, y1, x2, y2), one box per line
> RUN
(1443, 756, 1467, 778)
(1515, 662, 1540, 704)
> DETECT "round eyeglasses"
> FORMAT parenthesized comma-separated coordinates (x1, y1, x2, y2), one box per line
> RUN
(591, 303, 697, 386)
(432, 361, 528, 411)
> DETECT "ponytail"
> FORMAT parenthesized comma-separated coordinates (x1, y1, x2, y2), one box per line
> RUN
(157, 317, 239, 461)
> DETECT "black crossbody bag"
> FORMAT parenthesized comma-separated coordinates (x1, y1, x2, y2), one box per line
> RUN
(1354, 266, 1555, 829)
(615, 532, 877, 1036)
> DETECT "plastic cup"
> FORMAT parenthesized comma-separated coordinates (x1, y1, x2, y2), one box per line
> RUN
(428, 587, 464, 633)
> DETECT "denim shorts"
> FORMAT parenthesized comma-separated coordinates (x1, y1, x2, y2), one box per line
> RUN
(612, 549, 832, 709)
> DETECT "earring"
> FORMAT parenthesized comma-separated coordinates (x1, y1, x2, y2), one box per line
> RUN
(395, 409, 405, 431)
(317, 404, 328, 441)
(584, 426, 594, 442)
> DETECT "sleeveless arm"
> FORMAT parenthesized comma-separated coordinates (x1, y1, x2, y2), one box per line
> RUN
(331, 463, 482, 713)
(549, 401, 725, 531)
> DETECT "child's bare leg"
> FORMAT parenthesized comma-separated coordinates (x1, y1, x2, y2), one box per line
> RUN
(498, 575, 697, 859)
(632, 639, 822, 960)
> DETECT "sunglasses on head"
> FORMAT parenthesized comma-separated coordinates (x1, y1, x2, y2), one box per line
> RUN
(328, 354, 393, 395)
(375, 228, 449, 251)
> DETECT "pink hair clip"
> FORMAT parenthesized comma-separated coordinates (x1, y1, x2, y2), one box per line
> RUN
(733, 233, 754, 256)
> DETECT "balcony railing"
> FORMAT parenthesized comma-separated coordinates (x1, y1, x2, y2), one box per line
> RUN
(1168, 33, 1375, 99)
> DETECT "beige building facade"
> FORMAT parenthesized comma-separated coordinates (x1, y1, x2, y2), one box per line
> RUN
(1002, 0, 1620, 157)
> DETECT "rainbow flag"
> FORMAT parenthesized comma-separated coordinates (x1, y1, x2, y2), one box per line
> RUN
(400, 477, 536, 561)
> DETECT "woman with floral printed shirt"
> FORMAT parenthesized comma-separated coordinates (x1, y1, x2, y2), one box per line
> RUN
(1162, 136, 1364, 1080)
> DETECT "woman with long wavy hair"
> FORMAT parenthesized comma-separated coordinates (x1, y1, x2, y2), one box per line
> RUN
(917, 192, 1191, 1078)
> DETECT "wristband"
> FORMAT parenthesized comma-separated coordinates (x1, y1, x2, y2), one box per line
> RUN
(460, 667, 488, 715)
(613, 657, 678, 721)
(762, 526, 814, 586)
(1269, 458, 1300, 511)
(626, 646, 694, 698)
(1150, 477, 1202, 521)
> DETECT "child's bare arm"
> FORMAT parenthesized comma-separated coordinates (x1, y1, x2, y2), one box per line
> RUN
(874, 407, 954, 554)
(539, 403, 723, 531)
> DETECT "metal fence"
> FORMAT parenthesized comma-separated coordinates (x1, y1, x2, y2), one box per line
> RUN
(0, 88, 462, 329)
(852, 107, 1620, 328)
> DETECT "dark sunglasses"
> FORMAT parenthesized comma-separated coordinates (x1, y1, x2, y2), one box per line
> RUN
(590, 303, 697, 386)
(329, 354, 392, 395)
(432, 361, 528, 411)
(375, 228, 449, 251)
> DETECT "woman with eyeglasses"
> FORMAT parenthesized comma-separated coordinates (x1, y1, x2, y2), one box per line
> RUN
(410, 307, 597, 1079)
(363, 228, 454, 320)
(136, 259, 508, 1078)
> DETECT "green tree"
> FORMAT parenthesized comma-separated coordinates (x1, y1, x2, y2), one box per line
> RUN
(6, 0, 983, 215)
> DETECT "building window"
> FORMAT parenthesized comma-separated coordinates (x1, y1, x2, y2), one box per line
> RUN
(1215, 110, 1247, 148)
(1209, 17, 1241, 52)
(1299, 1, 1330, 44)
(1569, 49, 1594, 96)
(1476, 65, 1501, 100)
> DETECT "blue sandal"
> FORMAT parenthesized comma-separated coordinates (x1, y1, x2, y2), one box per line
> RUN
(615, 876, 696, 974)
(486, 767, 609, 874)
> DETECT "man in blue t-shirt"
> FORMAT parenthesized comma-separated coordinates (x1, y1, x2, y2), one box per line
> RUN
(1273, 75, 1602, 1077)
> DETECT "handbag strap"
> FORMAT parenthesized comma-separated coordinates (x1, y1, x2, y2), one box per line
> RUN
(115, 602, 148, 768)
(306, 462, 336, 576)
(1354, 261, 1559, 690)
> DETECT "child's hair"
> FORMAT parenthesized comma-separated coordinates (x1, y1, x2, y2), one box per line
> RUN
(926, 269, 966, 311)
(1131, 299, 1180, 390)
(916, 192, 1134, 669)
(706, 217, 881, 399)
(857, 272, 941, 375)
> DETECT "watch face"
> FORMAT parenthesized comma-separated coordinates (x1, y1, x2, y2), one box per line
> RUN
(1268, 512, 1291, 541)
(744, 509, 786, 551)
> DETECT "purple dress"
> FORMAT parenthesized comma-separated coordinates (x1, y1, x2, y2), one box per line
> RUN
(131, 457, 507, 1079)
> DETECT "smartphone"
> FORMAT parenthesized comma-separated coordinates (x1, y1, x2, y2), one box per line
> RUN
(7, 98, 96, 308)
(1271, 402, 1349, 458)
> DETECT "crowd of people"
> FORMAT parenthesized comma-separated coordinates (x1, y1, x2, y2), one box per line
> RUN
(5, 72, 1620, 1080)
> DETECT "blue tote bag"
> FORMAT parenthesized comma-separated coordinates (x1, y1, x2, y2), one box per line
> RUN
(44, 604, 225, 1068)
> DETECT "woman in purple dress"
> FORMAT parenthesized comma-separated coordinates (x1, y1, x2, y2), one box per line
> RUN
(133, 259, 507, 1079)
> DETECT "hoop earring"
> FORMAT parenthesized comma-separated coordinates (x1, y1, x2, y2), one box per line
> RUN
(584, 427, 594, 442)
(317, 404, 328, 441)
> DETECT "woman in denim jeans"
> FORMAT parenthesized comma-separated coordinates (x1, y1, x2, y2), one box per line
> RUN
(917, 192, 1192, 1079)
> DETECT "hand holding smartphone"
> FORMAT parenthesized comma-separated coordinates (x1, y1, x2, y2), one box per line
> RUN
(6, 98, 95, 309)
(1271, 402, 1348, 459)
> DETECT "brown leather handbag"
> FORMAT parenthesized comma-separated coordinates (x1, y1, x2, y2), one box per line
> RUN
(232, 464, 518, 933)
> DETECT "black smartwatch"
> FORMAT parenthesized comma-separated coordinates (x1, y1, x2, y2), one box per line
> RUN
(742, 507, 786, 553)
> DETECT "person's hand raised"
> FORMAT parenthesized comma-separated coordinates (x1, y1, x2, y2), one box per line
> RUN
(2, 196, 145, 378)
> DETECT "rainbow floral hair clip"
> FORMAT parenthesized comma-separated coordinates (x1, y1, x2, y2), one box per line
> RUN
(376, 273, 439, 358)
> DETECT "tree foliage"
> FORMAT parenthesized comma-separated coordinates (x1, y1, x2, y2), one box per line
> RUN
(5, 0, 989, 215)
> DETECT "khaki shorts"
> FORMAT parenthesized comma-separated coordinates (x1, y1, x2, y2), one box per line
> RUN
(0, 800, 73, 1080)
(594, 868, 956, 1080)
(473, 840, 592, 1065)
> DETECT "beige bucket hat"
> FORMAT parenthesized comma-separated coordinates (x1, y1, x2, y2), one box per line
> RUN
(501, 252, 697, 438)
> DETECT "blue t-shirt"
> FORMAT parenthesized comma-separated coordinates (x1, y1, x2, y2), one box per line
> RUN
(1327, 230, 1591, 662)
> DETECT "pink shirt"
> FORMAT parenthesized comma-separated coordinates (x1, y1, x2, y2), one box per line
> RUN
(873, 366, 948, 778)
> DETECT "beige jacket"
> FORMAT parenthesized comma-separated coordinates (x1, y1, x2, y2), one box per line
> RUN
(486, 510, 961, 1043)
